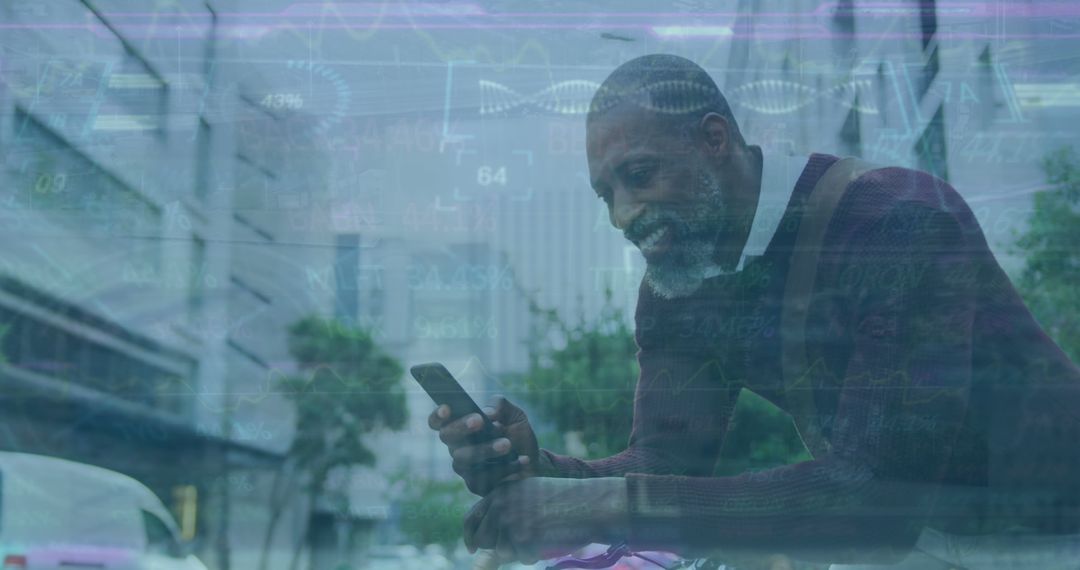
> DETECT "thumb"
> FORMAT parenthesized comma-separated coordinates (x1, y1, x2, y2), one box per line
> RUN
(484, 396, 525, 424)
(472, 549, 503, 570)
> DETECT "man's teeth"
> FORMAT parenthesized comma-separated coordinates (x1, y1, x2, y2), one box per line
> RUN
(640, 226, 668, 250)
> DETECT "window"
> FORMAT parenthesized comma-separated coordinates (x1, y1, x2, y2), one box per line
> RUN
(79, 0, 169, 135)
(11, 108, 163, 268)
(0, 308, 23, 364)
(919, 45, 940, 101)
(915, 105, 949, 181)
(877, 63, 890, 126)
(172, 485, 199, 541)
(230, 275, 272, 307)
(142, 510, 183, 558)
(189, 237, 208, 319)
(335, 234, 361, 321)
(112, 50, 169, 135)
(228, 338, 270, 371)
(919, 0, 938, 51)
(234, 152, 277, 210)
(833, 0, 855, 32)
(233, 212, 276, 242)
(832, 0, 856, 63)
(977, 46, 1001, 128)
(194, 119, 213, 203)
(203, 2, 218, 83)
(839, 99, 862, 157)
(0, 276, 197, 416)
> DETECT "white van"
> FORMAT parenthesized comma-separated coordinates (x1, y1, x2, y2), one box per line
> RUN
(0, 452, 208, 570)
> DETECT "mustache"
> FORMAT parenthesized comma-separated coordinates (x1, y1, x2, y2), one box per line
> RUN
(624, 209, 687, 244)
(625, 207, 725, 244)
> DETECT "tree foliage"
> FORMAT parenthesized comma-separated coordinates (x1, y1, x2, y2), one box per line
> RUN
(519, 291, 639, 459)
(393, 474, 473, 551)
(1014, 147, 1080, 364)
(280, 316, 408, 487)
(257, 316, 407, 570)
(519, 290, 810, 470)
(713, 390, 811, 476)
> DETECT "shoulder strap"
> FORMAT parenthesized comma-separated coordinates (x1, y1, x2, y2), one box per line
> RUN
(781, 156, 878, 458)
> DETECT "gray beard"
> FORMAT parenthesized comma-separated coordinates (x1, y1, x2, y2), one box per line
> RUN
(641, 171, 727, 300)
(642, 237, 717, 299)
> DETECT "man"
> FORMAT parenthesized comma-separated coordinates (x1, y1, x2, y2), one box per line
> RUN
(428, 54, 1080, 568)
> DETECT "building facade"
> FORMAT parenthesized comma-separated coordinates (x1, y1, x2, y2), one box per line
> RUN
(724, 0, 1077, 266)
(0, 1, 336, 569)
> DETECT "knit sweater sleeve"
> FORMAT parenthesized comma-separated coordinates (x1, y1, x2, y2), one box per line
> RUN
(622, 178, 979, 564)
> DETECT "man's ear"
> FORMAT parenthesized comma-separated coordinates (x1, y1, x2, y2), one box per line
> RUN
(699, 112, 732, 161)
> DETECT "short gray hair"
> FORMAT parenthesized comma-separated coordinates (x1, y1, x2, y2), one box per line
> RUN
(587, 53, 744, 145)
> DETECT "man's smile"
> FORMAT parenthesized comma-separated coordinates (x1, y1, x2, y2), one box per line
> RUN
(637, 224, 674, 260)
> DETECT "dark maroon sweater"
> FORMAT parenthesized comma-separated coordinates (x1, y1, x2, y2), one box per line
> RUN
(540, 154, 1080, 562)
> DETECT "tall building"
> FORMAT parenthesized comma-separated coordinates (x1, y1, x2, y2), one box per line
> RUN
(723, 0, 1077, 268)
(0, 2, 336, 569)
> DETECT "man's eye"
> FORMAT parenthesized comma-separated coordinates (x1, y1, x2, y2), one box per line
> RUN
(628, 167, 653, 185)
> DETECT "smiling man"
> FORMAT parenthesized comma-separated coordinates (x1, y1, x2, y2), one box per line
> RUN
(429, 54, 1080, 568)
(586, 60, 765, 300)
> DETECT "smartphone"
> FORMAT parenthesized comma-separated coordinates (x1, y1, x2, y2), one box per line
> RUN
(410, 362, 517, 464)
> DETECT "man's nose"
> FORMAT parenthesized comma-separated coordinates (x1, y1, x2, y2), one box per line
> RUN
(611, 190, 645, 230)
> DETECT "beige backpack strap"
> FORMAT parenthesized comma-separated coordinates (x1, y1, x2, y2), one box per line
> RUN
(781, 157, 878, 458)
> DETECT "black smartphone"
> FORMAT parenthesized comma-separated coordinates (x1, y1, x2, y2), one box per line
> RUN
(410, 362, 517, 464)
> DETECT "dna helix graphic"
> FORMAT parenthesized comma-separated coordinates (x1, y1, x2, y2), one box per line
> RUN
(479, 79, 601, 115)
(726, 78, 880, 115)
(479, 78, 723, 116)
(479, 77, 879, 116)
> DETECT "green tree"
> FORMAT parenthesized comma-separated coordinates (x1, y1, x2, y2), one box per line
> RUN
(518, 290, 809, 470)
(713, 390, 811, 477)
(1014, 147, 1080, 363)
(393, 473, 473, 552)
(257, 316, 407, 570)
(518, 290, 638, 459)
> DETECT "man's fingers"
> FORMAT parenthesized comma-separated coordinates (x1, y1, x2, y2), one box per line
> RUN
(451, 447, 524, 477)
(495, 527, 517, 564)
(427, 405, 451, 430)
(457, 461, 525, 496)
(452, 438, 514, 464)
(510, 551, 533, 567)
(473, 497, 502, 552)
(463, 497, 491, 553)
(485, 395, 524, 424)
(438, 413, 485, 445)
(471, 549, 501, 570)
(494, 464, 531, 486)
(509, 521, 537, 563)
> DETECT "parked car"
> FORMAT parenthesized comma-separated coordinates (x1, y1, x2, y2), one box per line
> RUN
(0, 452, 208, 570)
(364, 544, 453, 570)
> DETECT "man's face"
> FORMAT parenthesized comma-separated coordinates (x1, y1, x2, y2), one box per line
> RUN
(586, 104, 733, 299)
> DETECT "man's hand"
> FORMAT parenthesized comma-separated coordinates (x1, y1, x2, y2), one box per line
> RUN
(463, 477, 630, 565)
(427, 396, 547, 495)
